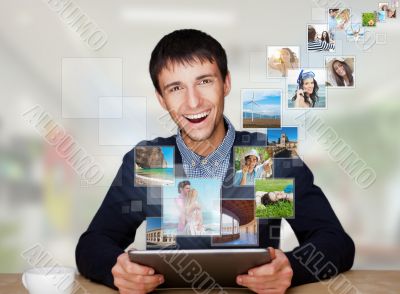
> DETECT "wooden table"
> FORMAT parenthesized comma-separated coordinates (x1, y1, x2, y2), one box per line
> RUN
(2, 271, 399, 293)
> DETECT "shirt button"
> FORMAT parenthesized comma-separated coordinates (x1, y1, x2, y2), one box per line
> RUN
(214, 161, 219, 166)
(201, 159, 207, 165)
(191, 160, 196, 167)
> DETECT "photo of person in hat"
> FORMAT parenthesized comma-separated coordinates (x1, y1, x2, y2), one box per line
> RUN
(326, 57, 355, 87)
(234, 148, 273, 186)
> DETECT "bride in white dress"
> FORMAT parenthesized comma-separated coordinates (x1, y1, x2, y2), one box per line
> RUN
(184, 189, 206, 235)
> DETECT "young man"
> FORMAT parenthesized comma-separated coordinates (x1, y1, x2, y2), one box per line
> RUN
(76, 29, 355, 294)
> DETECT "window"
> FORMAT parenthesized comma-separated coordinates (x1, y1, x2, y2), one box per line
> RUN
(222, 213, 239, 235)
(233, 219, 239, 234)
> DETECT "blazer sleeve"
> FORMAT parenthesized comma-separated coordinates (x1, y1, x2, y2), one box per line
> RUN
(75, 149, 146, 289)
(283, 160, 355, 287)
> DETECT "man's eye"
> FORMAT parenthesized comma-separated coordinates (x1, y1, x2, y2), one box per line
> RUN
(170, 86, 182, 92)
(199, 79, 212, 85)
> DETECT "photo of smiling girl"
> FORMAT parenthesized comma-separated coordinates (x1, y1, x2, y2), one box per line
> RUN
(287, 69, 327, 109)
(267, 46, 300, 78)
(320, 31, 330, 43)
(326, 57, 355, 87)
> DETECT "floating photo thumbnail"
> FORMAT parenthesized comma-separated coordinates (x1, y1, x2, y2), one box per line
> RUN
(255, 178, 295, 219)
(308, 24, 335, 52)
(266, 127, 299, 159)
(162, 178, 221, 236)
(134, 146, 175, 186)
(267, 46, 300, 78)
(233, 146, 273, 186)
(328, 8, 351, 40)
(146, 217, 176, 250)
(325, 56, 355, 88)
(379, 2, 397, 19)
(362, 12, 377, 27)
(212, 200, 258, 247)
(242, 89, 282, 129)
(287, 69, 327, 109)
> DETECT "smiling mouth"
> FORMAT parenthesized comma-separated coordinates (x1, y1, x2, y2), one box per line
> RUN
(183, 111, 210, 124)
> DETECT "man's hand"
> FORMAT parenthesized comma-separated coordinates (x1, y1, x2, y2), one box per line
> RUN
(236, 247, 293, 294)
(112, 252, 164, 294)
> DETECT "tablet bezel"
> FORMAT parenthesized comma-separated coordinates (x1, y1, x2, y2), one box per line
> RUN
(128, 248, 271, 288)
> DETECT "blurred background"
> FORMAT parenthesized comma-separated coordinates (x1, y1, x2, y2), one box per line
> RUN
(1, 0, 399, 273)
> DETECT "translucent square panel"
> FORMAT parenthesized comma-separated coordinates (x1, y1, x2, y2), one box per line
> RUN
(99, 97, 147, 146)
(99, 97, 122, 118)
(62, 58, 123, 118)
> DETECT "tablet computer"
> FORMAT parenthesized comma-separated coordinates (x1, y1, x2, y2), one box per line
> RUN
(128, 248, 271, 289)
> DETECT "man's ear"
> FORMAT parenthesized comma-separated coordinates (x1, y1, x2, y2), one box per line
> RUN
(223, 71, 232, 97)
(155, 90, 167, 111)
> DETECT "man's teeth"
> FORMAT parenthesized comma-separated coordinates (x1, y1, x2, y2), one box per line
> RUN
(184, 111, 210, 120)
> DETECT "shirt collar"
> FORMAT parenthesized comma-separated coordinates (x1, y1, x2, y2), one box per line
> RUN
(176, 116, 236, 167)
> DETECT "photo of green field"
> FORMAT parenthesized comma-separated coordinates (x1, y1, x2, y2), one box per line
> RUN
(255, 178, 294, 219)
(362, 12, 377, 26)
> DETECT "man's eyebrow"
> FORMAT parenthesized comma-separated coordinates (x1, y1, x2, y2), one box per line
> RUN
(196, 74, 217, 80)
(162, 74, 217, 91)
(163, 81, 181, 91)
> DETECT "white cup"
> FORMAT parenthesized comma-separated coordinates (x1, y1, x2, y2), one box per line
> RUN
(22, 267, 76, 294)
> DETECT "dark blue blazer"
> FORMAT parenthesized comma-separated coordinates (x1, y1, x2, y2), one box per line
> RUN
(76, 131, 355, 289)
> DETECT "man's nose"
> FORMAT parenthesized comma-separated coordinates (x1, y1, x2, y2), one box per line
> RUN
(186, 87, 201, 108)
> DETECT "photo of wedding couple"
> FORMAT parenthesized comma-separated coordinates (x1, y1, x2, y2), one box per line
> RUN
(162, 179, 221, 236)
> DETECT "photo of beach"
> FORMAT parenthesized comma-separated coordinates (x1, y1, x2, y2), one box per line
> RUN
(134, 146, 175, 186)
(287, 68, 327, 109)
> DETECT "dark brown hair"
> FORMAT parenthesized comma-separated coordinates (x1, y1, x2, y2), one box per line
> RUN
(149, 29, 228, 94)
(332, 60, 354, 86)
(308, 26, 317, 42)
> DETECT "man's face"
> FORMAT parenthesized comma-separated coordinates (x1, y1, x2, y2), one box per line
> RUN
(155, 59, 231, 143)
